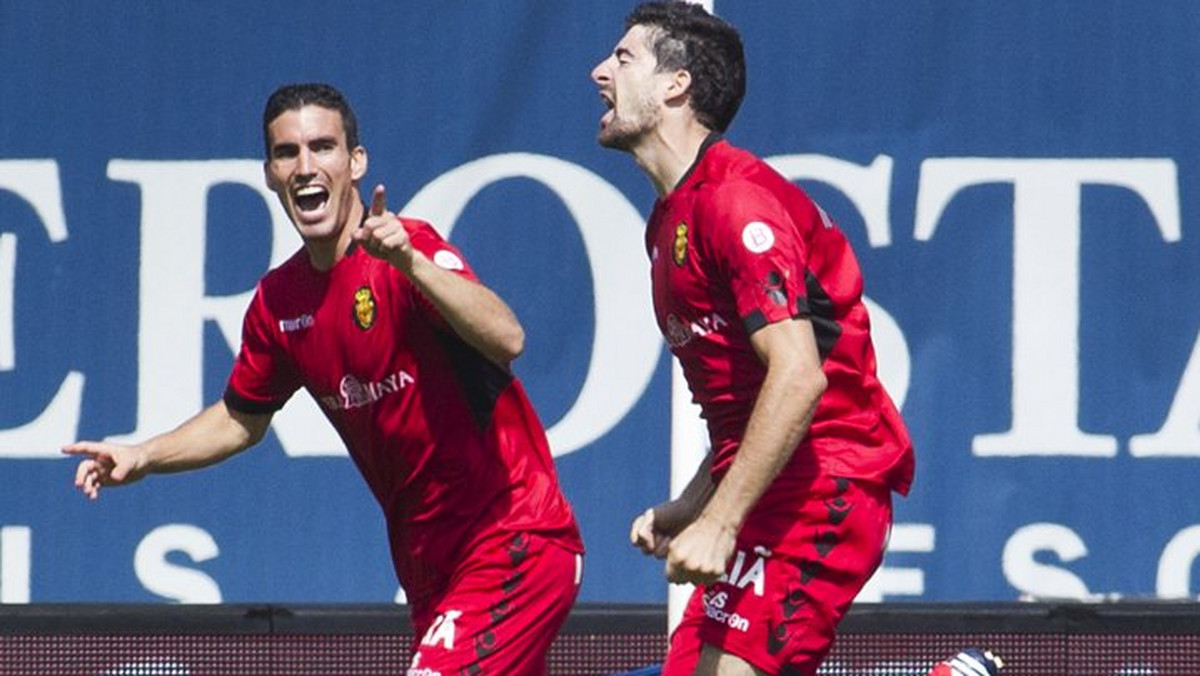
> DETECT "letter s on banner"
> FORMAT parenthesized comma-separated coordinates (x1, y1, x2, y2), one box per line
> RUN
(134, 523, 222, 603)
(402, 154, 660, 457)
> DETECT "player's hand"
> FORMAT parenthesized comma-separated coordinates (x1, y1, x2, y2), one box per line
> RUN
(631, 508, 672, 558)
(630, 498, 702, 559)
(355, 184, 416, 271)
(62, 441, 149, 500)
(663, 513, 737, 586)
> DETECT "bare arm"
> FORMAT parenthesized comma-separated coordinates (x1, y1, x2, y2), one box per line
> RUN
(631, 451, 716, 558)
(63, 400, 272, 500)
(664, 317, 827, 585)
(354, 184, 524, 366)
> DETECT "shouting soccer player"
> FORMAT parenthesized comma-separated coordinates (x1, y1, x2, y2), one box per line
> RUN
(65, 82, 584, 675)
(593, 4, 1001, 676)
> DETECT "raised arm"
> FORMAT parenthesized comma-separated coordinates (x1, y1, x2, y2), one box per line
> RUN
(354, 184, 524, 366)
(63, 400, 272, 500)
(664, 317, 827, 585)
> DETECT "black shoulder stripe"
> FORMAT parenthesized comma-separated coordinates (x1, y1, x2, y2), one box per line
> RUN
(223, 387, 287, 415)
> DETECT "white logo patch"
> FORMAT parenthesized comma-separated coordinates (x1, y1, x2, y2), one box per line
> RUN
(741, 221, 775, 254)
(433, 249, 465, 271)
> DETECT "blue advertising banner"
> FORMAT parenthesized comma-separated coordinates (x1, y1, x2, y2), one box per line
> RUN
(1, 1, 1198, 605)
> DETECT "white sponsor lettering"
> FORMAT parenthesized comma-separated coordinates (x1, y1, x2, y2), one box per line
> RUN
(1156, 525, 1200, 598)
(0, 525, 31, 603)
(858, 524, 935, 601)
(278, 314, 314, 333)
(1003, 523, 1092, 599)
(319, 370, 416, 411)
(719, 549, 766, 596)
(703, 589, 750, 632)
(406, 653, 442, 676)
(134, 524, 222, 603)
(664, 311, 730, 349)
(0, 161, 86, 457)
(0, 154, 1192, 462)
(916, 158, 1180, 457)
(420, 610, 462, 650)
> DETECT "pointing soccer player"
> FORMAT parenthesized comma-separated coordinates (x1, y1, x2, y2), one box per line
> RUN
(65, 82, 584, 675)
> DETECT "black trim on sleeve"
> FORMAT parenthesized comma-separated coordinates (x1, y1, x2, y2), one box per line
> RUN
(802, 270, 843, 362)
(742, 309, 769, 335)
(223, 387, 287, 415)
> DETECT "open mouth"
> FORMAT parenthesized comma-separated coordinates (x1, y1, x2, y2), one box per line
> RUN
(598, 92, 615, 126)
(294, 185, 329, 215)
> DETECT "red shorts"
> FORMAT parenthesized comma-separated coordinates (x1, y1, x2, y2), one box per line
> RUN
(663, 476, 893, 676)
(408, 532, 582, 675)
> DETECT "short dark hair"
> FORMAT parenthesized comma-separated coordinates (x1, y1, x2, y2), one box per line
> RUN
(262, 83, 360, 156)
(626, 1, 745, 132)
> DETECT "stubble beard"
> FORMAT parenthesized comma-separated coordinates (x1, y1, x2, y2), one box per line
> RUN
(597, 97, 661, 152)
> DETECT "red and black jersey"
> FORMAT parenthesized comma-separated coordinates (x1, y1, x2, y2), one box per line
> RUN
(646, 137, 914, 495)
(224, 217, 582, 602)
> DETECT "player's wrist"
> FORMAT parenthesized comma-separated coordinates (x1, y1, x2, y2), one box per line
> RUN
(694, 508, 742, 537)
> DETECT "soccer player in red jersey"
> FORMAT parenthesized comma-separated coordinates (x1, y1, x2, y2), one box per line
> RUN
(593, 4, 1000, 676)
(64, 83, 583, 675)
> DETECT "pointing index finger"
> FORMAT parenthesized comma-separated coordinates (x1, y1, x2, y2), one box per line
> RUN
(369, 184, 388, 218)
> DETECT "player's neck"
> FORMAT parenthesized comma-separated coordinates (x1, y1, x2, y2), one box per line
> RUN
(304, 199, 364, 272)
(634, 120, 714, 197)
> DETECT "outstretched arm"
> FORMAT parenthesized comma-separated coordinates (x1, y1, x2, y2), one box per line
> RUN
(354, 184, 525, 366)
(663, 317, 827, 585)
(63, 400, 272, 500)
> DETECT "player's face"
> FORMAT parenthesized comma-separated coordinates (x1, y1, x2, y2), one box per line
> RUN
(591, 25, 669, 150)
(264, 105, 366, 244)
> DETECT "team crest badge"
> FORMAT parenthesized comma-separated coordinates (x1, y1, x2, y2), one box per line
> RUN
(673, 222, 689, 266)
(353, 286, 376, 330)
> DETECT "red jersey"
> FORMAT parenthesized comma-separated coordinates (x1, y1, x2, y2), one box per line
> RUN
(224, 218, 582, 601)
(647, 137, 914, 495)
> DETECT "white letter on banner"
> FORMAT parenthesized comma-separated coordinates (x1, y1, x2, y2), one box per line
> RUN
(766, 154, 910, 407)
(134, 523, 221, 603)
(103, 161, 342, 456)
(1157, 525, 1200, 598)
(916, 158, 1180, 457)
(0, 233, 12, 371)
(1, 525, 32, 603)
(1002, 523, 1091, 599)
(0, 160, 86, 457)
(1131, 331, 1200, 457)
(856, 523, 934, 601)
(401, 154, 660, 457)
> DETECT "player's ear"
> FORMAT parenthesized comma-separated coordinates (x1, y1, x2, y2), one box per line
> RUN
(665, 68, 693, 102)
(263, 160, 280, 192)
(351, 146, 368, 182)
